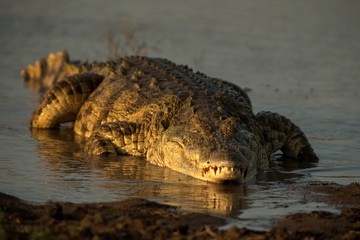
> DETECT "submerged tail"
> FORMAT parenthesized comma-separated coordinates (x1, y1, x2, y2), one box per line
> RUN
(30, 73, 104, 128)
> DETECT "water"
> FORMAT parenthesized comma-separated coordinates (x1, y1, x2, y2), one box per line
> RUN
(0, 0, 359, 230)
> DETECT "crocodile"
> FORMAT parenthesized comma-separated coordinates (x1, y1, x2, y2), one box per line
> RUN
(22, 51, 318, 183)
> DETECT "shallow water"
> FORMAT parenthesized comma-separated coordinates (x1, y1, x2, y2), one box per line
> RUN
(0, 0, 359, 230)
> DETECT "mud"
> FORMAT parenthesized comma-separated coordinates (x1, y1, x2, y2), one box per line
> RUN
(1, 182, 359, 240)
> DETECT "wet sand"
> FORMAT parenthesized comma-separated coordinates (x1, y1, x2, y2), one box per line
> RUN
(1, 182, 359, 240)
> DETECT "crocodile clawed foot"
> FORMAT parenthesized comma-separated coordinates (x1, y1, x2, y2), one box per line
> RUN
(84, 134, 117, 157)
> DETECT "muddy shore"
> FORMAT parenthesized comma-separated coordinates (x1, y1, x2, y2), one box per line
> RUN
(1, 182, 359, 240)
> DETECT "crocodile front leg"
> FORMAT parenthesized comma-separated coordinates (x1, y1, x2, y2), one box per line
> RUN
(84, 121, 146, 157)
(256, 111, 318, 161)
(30, 73, 104, 128)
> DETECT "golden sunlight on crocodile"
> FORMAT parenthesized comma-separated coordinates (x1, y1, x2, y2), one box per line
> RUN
(22, 51, 318, 183)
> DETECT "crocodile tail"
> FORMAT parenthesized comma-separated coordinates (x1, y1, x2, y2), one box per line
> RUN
(30, 73, 104, 128)
(256, 111, 318, 162)
(20, 50, 89, 91)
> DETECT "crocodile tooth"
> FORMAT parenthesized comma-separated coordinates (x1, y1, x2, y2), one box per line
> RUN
(202, 166, 210, 177)
(213, 166, 218, 175)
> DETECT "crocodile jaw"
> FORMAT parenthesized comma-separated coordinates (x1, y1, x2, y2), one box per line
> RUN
(200, 164, 255, 183)
(155, 140, 259, 183)
(169, 156, 257, 183)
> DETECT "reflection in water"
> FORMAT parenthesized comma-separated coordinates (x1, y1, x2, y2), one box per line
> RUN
(30, 127, 314, 217)
(93, 158, 250, 216)
(31, 127, 83, 160)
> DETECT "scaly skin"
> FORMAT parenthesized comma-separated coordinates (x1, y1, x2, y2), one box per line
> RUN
(22, 51, 318, 183)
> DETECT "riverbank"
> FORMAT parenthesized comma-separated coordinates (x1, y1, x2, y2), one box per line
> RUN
(1, 182, 359, 239)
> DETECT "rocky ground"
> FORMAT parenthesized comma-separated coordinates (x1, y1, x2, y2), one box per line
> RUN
(1, 182, 359, 240)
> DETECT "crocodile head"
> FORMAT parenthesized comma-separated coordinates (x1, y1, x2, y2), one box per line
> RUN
(148, 116, 268, 183)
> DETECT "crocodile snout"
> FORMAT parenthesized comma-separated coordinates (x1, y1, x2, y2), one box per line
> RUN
(200, 151, 254, 182)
